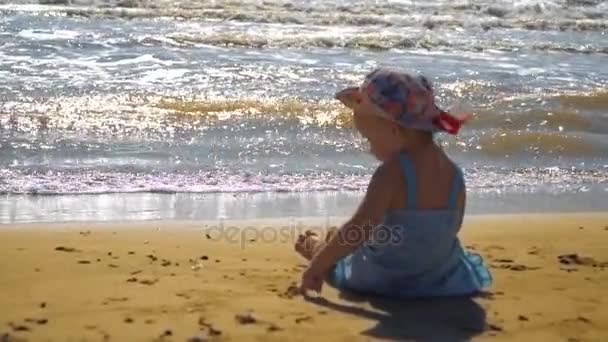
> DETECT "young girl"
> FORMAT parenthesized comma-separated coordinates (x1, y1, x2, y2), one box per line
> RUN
(296, 68, 492, 297)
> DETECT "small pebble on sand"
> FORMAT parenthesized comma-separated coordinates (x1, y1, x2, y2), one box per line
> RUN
(295, 316, 313, 324)
(54, 246, 80, 253)
(577, 316, 591, 324)
(267, 324, 282, 332)
(235, 312, 256, 325)
(488, 323, 503, 332)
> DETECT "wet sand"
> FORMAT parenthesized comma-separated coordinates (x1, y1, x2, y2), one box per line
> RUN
(1, 213, 608, 341)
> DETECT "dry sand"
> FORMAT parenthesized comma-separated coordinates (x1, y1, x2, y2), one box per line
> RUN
(1, 213, 608, 341)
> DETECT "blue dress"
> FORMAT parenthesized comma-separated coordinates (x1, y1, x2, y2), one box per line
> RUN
(333, 153, 492, 297)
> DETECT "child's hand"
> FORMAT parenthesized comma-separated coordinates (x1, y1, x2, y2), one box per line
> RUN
(300, 265, 324, 296)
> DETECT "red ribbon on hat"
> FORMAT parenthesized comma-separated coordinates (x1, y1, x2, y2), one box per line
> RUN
(432, 111, 471, 135)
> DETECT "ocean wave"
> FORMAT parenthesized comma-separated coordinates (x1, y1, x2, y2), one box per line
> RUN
(1, 1, 606, 33)
(2, 90, 608, 163)
(3, 90, 607, 134)
(158, 32, 608, 54)
(557, 91, 608, 110)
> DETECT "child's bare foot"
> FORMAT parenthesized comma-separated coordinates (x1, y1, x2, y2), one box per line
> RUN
(294, 231, 319, 260)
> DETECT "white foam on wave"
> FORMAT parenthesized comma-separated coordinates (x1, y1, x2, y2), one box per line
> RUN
(0, 165, 607, 196)
(17, 29, 80, 40)
(139, 68, 189, 83)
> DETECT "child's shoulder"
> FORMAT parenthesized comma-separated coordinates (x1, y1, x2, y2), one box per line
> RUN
(375, 154, 405, 180)
(369, 155, 407, 192)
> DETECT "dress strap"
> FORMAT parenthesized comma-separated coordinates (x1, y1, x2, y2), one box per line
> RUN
(398, 154, 417, 210)
(447, 166, 464, 210)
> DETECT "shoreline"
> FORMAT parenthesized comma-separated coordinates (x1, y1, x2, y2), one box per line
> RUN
(1, 213, 608, 341)
(2, 211, 607, 231)
(2, 188, 607, 224)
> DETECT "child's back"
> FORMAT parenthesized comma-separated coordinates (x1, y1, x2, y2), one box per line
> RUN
(336, 148, 491, 297)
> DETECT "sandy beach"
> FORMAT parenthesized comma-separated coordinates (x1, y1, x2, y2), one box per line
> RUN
(1, 213, 608, 341)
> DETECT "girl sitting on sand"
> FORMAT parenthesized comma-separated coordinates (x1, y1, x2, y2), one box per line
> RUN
(295, 67, 492, 297)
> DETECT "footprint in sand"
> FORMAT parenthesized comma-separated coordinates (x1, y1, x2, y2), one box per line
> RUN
(8, 323, 30, 332)
(1, 332, 24, 342)
(175, 292, 191, 300)
(198, 318, 222, 336)
(139, 278, 158, 285)
(278, 283, 300, 299)
(558, 254, 608, 268)
(484, 245, 505, 252)
(23, 318, 47, 326)
(102, 297, 129, 305)
(127, 277, 156, 285)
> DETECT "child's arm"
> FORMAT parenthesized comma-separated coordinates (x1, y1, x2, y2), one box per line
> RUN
(307, 161, 395, 274)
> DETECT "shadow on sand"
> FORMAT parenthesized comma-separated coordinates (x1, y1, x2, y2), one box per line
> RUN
(306, 289, 487, 341)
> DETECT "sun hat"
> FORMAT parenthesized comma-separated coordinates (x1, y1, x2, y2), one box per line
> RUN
(335, 67, 469, 135)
